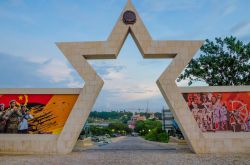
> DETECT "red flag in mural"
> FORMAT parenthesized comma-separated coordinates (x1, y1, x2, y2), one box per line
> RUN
(0, 94, 53, 108)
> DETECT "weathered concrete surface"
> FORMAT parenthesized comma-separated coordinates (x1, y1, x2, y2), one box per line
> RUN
(74, 138, 94, 148)
(0, 137, 249, 165)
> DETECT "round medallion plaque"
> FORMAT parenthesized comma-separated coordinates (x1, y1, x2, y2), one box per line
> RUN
(123, 10, 136, 25)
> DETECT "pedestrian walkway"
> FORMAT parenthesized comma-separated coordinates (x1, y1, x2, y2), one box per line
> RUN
(0, 136, 249, 165)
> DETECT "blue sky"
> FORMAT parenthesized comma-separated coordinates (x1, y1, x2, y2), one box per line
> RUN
(0, 0, 250, 112)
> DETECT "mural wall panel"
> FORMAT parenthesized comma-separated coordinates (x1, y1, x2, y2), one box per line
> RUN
(183, 92, 250, 132)
(0, 94, 78, 134)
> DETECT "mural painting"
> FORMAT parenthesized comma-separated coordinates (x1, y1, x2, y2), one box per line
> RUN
(183, 92, 250, 132)
(0, 94, 78, 134)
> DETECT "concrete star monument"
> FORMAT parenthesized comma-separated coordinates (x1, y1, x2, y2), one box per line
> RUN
(0, 0, 249, 154)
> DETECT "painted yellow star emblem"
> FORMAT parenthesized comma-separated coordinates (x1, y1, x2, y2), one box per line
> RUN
(18, 95, 23, 101)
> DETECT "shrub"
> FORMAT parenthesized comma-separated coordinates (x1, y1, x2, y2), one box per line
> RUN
(145, 128, 169, 143)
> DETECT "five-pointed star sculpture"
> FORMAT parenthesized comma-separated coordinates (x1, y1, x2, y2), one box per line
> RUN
(58, 0, 250, 154)
(56, 0, 206, 153)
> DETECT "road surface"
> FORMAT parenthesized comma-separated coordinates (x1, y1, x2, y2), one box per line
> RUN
(87, 136, 177, 151)
(0, 136, 249, 165)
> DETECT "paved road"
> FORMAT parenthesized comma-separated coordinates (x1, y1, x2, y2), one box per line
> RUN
(0, 136, 249, 165)
(88, 136, 177, 151)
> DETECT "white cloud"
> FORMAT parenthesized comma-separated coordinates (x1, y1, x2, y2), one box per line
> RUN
(176, 78, 208, 87)
(38, 59, 72, 83)
(37, 59, 82, 87)
(222, 4, 236, 16)
(67, 81, 83, 88)
(100, 66, 161, 102)
(103, 67, 125, 80)
(231, 21, 250, 38)
(176, 79, 190, 87)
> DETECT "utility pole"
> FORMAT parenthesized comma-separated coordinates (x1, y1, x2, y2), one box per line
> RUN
(146, 101, 149, 113)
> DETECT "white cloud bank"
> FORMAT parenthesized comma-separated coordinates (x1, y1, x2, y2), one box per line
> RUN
(231, 21, 250, 38)
(37, 59, 83, 88)
(93, 62, 161, 103)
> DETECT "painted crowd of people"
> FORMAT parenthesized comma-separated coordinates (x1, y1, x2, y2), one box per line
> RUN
(186, 93, 249, 132)
(0, 100, 33, 134)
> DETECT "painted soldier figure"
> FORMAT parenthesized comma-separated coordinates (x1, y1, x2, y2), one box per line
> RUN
(0, 104, 6, 133)
(4, 100, 22, 133)
(18, 105, 33, 134)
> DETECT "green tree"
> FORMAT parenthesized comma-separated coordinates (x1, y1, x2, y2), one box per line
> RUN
(145, 128, 169, 143)
(108, 122, 132, 135)
(134, 120, 146, 135)
(89, 126, 111, 136)
(178, 36, 250, 86)
(134, 119, 163, 136)
(88, 111, 133, 124)
(134, 119, 169, 143)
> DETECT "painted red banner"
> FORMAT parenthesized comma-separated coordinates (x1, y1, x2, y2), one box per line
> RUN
(0, 94, 53, 107)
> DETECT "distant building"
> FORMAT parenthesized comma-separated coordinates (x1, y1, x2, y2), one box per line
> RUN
(84, 122, 109, 129)
(128, 114, 146, 129)
(162, 109, 174, 132)
(149, 112, 158, 120)
(162, 109, 184, 139)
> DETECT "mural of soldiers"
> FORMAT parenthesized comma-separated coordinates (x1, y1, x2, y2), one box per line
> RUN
(237, 112, 247, 131)
(4, 100, 22, 133)
(229, 110, 247, 132)
(185, 92, 249, 133)
(197, 109, 206, 131)
(202, 108, 208, 131)
(191, 102, 199, 121)
(216, 94, 228, 130)
(18, 105, 33, 134)
(229, 111, 237, 132)
(211, 95, 228, 131)
(0, 104, 6, 133)
(201, 94, 214, 131)
(203, 104, 214, 131)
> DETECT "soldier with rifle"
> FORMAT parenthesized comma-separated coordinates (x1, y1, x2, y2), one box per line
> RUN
(0, 104, 6, 133)
(4, 100, 22, 133)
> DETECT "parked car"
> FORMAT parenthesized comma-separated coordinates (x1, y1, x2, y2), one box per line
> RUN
(91, 136, 100, 142)
(103, 137, 112, 144)
(131, 132, 138, 137)
(111, 133, 121, 137)
(105, 134, 111, 138)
